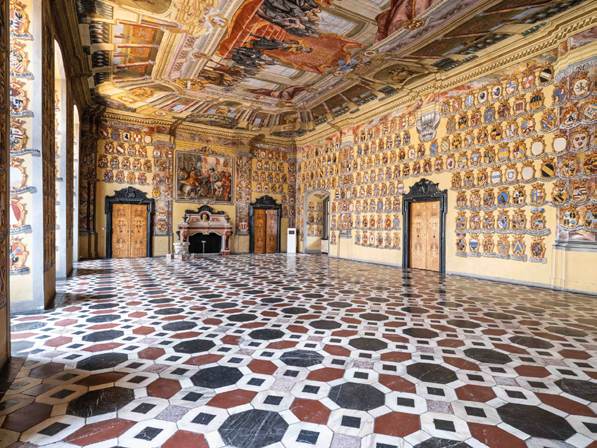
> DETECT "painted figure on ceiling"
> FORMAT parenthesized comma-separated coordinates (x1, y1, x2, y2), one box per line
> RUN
(375, 0, 438, 42)
(245, 84, 311, 100)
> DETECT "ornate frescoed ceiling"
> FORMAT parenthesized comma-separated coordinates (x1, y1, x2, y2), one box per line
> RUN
(77, 0, 589, 136)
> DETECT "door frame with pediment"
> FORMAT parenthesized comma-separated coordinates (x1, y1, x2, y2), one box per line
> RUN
(402, 179, 448, 273)
(105, 187, 155, 258)
(249, 195, 282, 254)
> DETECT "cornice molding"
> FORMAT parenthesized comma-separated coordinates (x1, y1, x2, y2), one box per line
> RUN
(98, 108, 297, 148)
(296, 6, 597, 146)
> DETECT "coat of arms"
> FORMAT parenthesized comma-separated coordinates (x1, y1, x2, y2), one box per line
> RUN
(497, 235, 510, 256)
(530, 208, 546, 231)
(530, 237, 546, 261)
(551, 180, 568, 204)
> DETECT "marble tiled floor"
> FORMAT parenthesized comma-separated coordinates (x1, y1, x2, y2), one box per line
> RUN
(3, 254, 597, 448)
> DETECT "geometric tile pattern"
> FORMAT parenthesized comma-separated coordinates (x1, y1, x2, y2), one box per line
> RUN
(4, 255, 597, 448)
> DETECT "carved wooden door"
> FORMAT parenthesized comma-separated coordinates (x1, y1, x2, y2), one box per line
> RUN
(254, 209, 266, 254)
(112, 204, 131, 259)
(409, 202, 426, 270)
(409, 201, 440, 271)
(130, 205, 148, 258)
(111, 204, 147, 258)
(266, 210, 278, 253)
(427, 201, 440, 271)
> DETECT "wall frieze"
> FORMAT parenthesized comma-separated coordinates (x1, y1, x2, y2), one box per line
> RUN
(295, 10, 597, 147)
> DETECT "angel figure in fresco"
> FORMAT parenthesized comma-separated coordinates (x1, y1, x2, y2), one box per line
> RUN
(338, 58, 358, 73)
(374, 0, 439, 42)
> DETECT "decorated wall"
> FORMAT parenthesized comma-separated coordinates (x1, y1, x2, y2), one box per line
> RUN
(0, 0, 10, 364)
(90, 123, 297, 257)
(296, 40, 597, 293)
(7, 0, 82, 313)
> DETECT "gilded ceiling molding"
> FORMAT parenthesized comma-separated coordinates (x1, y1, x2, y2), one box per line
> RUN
(295, 8, 597, 147)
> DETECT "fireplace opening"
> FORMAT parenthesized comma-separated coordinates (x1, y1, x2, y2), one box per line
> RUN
(189, 233, 222, 254)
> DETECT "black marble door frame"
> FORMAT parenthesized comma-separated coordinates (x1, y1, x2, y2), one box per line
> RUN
(105, 187, 154, 259)
(249, 195, 282, 254)
(402, 179, 448, 273)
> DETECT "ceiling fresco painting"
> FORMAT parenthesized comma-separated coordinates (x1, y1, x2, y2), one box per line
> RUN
(77, 0, 590, 136)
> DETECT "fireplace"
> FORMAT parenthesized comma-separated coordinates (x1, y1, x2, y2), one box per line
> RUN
(189, 233, 222, 254)
(168, 205, 232, 261)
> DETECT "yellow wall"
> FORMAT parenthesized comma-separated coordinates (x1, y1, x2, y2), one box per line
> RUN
(90, 124, 295, 257)
(297, 49, 597, 293)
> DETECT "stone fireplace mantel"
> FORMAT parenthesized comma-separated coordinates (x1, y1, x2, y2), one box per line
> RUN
(168, 205, 232, 260)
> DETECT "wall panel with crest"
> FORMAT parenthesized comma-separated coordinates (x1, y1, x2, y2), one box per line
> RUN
(297, 44, 596, 289)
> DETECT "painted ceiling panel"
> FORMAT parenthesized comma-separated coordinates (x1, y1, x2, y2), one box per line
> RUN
(79, 0, 589, 132)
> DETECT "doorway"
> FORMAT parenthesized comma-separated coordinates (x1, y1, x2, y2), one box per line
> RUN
(105, 187, 154, 258)
(302, 190, 330, 254)
(112, 204, 148, 258)
(402, 179, 447, 273)
(250, 195, 282, 254)
(409, 201, 440, 270)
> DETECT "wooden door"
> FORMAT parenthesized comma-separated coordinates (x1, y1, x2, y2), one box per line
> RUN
(112, 204, 130, 259)
(409, 202, 427, 270)
(266, 210, 278, 253)
(254, 209, 266, 254)
(409, 201, 440, 271)
(111, 203, 147, 258)
(426, 201, 440, 271)
(130, 205, 148, 258)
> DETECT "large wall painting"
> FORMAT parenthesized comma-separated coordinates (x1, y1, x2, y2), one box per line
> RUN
(175, 148, 234, 204)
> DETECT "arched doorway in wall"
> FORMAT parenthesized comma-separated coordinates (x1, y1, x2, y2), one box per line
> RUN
(55, 40, 68, 279)
(302, 189, 331, 254)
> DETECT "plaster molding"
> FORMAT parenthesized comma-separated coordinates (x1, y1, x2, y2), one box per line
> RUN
(296, 7, 597, 146)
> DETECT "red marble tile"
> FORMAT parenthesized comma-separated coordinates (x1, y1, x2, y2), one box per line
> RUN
(514, 365, 550, 378)
(248, 360, 278, 375)
(468, 422, 527, 448)
(290, 398, 331, 424)
(307, 368, 345, 382)
(220, 335, 242, 345)
(171, 331, 203, 340)
(536, 393, 597, 416)
(133, 326, 155, 335)
(207, 389, 257, 408)
(83, 342, 123, 352)
(147, 378, 182, 399)
(374, 412, 420, 437)
(558, 349, 591, 360)
(437, 339, 466, 347)
(240, 322, 267, 328)
(64, 418, 135, 446)
(455, 385, 497, 403)
(185, 354, 224, 366)
(162, 430, 209, 448)
(267, 341, 298, 349)
(324, 344, 351, 357)
(45, 336, 73, 347)
(54, 319, 79, 327)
